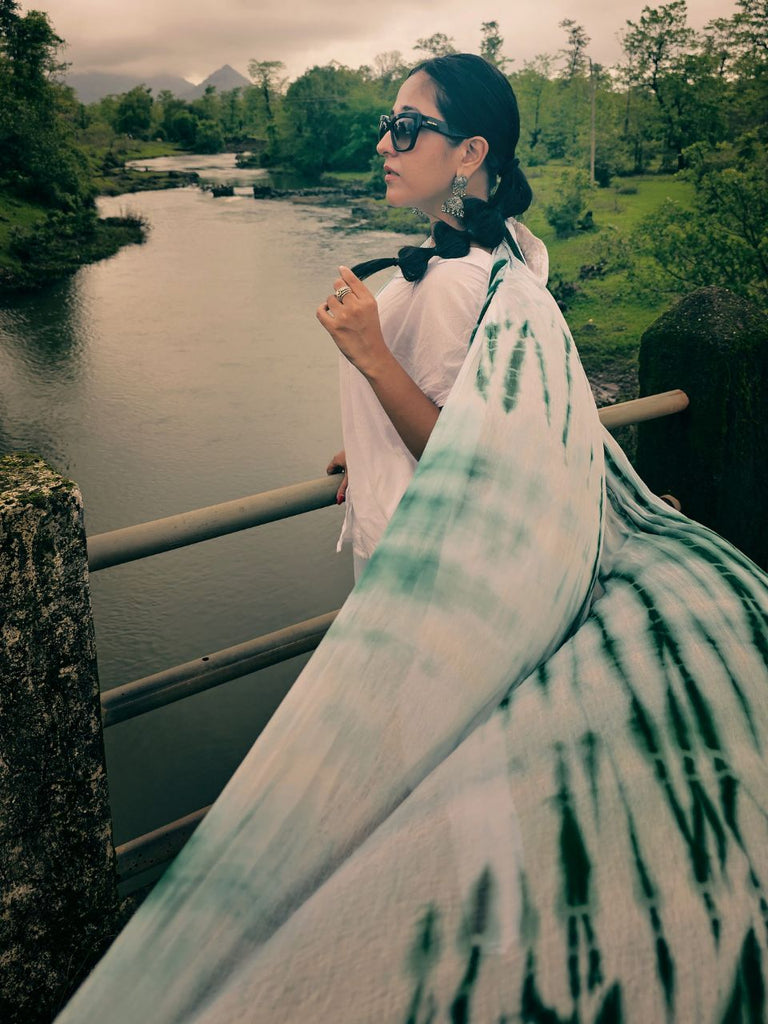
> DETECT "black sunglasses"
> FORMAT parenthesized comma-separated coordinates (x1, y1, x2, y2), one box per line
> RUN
(378, 112, 468, 152)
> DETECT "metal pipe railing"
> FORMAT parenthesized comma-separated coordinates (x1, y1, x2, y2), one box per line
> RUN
(101, 610, 339, 728)
(87, 475, 340, 572)
(115, 804, 210, 883)
(102, 388, 691, 882)
(597, 388, 688, 430)
(86, 392, 688, 575)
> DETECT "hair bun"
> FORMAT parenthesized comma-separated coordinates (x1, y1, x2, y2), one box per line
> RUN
(492, 160, 532, 218)
(463, 197, 506, 249)
(432, 219, 470, 259)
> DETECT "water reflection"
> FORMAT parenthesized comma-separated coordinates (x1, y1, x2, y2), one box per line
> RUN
(0, 276, 90, 470)
(0, 184, 422, 843)
(0, 276, 86, 381)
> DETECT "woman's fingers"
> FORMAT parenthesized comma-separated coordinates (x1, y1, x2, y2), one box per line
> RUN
(326, 450, 346, 474)
(336, 474, 348, 504)
(338, 265, 363, 297)
(326, 451, 347, 503)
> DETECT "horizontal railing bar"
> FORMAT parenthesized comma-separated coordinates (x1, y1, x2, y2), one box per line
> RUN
(107, 388, 690, 885)
(597, 389, 689, 430)
(87, 474, 340, 572)
(102, 610, 339, 728)
(115, 804, 210, 882)
(87, 392, 687, 573)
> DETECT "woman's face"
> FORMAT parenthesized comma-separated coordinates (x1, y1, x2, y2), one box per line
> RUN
(376, 71, 463, 223)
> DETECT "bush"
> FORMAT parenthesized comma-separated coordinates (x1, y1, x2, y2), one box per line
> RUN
(195, 119, 225, 154)
(548, 275, 581, 312)
(544, 169, 590, 237)
(633, 137, 768, 305)
(593, 157, 613, 189)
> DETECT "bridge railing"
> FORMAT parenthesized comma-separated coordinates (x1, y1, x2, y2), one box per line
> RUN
(86, 390, 691, 883)
(5, 283, 766, 1023)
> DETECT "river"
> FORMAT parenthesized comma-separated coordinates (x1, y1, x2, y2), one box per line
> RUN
(0, 155, 421, 846)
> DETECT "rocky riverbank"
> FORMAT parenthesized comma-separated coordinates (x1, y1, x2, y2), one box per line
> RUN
(250, 182, 428, 234)
(95, 167, 200, 196)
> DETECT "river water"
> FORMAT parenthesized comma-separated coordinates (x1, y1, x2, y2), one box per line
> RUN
(0, 155, 420, 845)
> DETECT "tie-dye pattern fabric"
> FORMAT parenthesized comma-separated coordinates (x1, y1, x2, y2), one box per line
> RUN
(57, 240, 768, 1023)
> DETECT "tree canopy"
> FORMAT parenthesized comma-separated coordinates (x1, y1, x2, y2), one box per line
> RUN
(0, 0, 92, 209)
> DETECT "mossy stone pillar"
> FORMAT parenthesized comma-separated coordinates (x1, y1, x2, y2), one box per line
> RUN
(0, 454, 118, 1023)
(636, 287, 768, 570)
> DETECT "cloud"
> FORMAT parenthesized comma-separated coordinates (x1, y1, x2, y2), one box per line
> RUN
(24, 0, 738, 83)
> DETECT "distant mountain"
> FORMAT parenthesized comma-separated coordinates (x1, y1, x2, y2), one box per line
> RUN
(65, 65, 250, 104)
(191, 65, 251, 99)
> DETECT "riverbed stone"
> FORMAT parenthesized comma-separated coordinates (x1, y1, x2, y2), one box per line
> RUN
(636, 286, 768, 569)
(0, 454, 118, 1023)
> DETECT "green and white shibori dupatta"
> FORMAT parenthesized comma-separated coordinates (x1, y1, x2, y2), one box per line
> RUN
(59, 234, 768, 1023)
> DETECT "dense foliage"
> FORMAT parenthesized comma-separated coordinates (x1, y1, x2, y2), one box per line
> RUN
(0, 0, 145, 291)
(0, 0, 92, 210)
(1, 0, 766, 303)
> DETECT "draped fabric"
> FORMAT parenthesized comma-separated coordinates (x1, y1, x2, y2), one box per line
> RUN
(58, 241, 768, 1023)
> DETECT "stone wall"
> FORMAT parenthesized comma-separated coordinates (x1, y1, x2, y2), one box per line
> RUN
(637, 286, 768, 570)
(0, 454, 118, 1023)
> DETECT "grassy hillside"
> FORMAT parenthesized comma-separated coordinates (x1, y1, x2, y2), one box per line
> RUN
(341, 165, 695, 394)
(522, 165, 694, 388)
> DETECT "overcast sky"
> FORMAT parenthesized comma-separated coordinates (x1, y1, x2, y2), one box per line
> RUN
(23, 0, 737, 84)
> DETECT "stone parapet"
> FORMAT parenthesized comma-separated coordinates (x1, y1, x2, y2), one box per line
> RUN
(0, 454, 118, 1023)
(637, 287, 768, 570)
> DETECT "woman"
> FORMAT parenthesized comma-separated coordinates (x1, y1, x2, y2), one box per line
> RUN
(318, 54, 543, 579)
(58, 55, 768, 1023)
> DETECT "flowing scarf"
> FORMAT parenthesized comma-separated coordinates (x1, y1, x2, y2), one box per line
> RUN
(58, 235, 768, 1023)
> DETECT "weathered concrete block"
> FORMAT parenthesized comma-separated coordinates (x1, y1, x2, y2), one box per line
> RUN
(0, 454, 118, 1023)
(636, 287, 768, 569)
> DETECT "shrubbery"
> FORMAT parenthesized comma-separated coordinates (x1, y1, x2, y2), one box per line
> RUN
(544, 170, 590, 237)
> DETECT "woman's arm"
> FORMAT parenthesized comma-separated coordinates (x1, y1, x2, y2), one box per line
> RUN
(316, 266, 440, 460)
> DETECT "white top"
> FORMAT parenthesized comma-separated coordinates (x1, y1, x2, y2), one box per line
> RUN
(337, 221, 548, 560)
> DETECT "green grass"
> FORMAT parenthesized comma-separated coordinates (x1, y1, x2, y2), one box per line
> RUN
(0, 190, 146, 294)
(0, 192, 47, 251)
(0, 192, 49, 287)
(334, 165, 695, 392)
(517, 164, 695, 388)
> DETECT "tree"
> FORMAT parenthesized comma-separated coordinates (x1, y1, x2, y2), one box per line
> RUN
(635, 136, 768, 304)
(413, 33, 456, 58)
(248, 59, 286, 163)
(194, 118, 224, 153)
(115, 85, 152, 137)
(373, 50, 409, 83)
(480, 21, 510, 69)
(279, 63, 381, 178)
(621, 2, 697, 93)
(0, 0, 92, 209)
(167, 109, 197, 147)
(731, 0, 768, 64)
(191, 84, 221, 124)
(620, 1, 704, 168)
(559, 19, 590, 80)
(220, 88, 245, 138)
(511, 55, 554, 154)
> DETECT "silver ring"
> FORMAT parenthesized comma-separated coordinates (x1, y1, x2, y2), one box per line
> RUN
(334, 286, 351, 302)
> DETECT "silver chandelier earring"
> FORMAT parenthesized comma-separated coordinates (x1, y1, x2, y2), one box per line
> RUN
(441, 174, 468, 218)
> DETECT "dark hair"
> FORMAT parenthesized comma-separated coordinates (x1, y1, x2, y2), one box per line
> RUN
(352, 53, 532, 283)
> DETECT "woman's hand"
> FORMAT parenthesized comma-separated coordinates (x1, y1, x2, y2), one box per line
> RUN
(316, 266, 389, 378)
(318, 266, 440, 461)
(326, 449, 348, 504)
